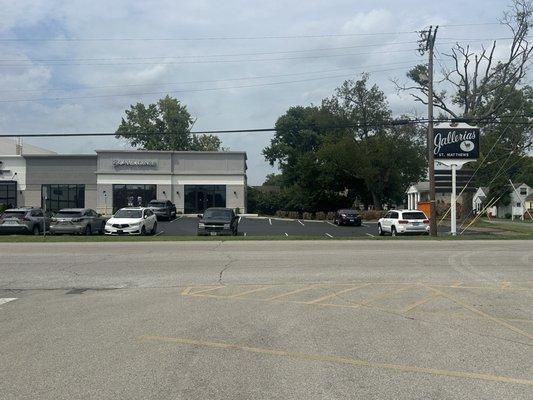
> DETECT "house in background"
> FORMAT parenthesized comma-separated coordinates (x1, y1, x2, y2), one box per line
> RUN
(472, 183, 532, 219)
(406, 181, 465, 210)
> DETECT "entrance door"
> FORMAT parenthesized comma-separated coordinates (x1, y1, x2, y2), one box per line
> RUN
(0, 181, 17, 209)
(184, 185, 226, 213)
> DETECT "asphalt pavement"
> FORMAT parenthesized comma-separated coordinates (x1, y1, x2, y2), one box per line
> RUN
(0, 240, 531, 399)
(159, 215, 386, 237)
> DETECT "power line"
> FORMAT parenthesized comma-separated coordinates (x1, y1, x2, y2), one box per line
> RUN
(0, 31, 419, 42)
(0, 48, 419, 68)
(0, 64, 419, 103)
(1, 117, 531, 138)
(0, 63, 417, 94)
(0, 41, 421, 63)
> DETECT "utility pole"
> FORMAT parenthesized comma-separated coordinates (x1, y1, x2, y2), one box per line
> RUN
(419, 25, 438, 236)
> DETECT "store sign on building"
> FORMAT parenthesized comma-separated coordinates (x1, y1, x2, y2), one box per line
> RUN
(434, 123, 480, 160)
(112, 159, 157, 168)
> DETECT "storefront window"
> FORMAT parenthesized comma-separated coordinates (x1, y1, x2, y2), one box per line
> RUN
(112, 184, 156, 211)
(184, 185, 226, 213)
(0, 181, 17, 209)
(41, 184, 85, 213)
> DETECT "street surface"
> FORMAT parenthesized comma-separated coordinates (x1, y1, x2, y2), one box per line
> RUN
(0, 240, 532, 399)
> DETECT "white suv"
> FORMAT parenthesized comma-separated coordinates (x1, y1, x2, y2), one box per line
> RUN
(105, 207, 157, 235)
(378, 209, 429, 236)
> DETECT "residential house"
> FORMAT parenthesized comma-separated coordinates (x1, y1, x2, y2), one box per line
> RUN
(472, 183, 532, 219)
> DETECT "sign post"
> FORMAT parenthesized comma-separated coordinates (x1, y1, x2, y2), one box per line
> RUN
(433, 122, 480, 235)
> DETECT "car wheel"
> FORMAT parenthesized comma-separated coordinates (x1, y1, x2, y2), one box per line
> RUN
(151, 222, 157, 235)
(391, 226, 397, 237)
(33, 225, 40, 235)
(84, 225, 92, 236)
(141, 225, 147, 236)
(378, 224, 384, 236)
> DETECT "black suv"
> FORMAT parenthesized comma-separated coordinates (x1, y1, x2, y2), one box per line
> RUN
(147, 199, 177, 220)
(197, 208, 238, 236)
(333, 209, 362, 226)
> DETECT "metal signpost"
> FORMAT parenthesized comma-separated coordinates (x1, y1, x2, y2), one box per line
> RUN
(433, 122, 480, 235)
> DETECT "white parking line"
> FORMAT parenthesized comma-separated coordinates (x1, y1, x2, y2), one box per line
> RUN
(325, 221, 337, 227)
(154, 231, 164, 236)
(362, 224, 369, 227)
(284, 232, 288, 236)
(238, 216, 242, 223)
(366, 233, 375, 237)
(325, 233, 333, 238)
(244, 232, 247, 237)
(0, 298, 17, 306)
(297, 220, 305, 226)
(269, 218, 272, 225)
(170, 216, 183, 223)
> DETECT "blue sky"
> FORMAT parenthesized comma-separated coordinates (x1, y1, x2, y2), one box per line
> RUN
(0, 0, 519, 184)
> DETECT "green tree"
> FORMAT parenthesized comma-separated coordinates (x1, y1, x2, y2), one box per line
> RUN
(116, 95, 222, 151)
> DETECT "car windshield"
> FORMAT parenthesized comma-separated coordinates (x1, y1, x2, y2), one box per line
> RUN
(402, 212, 426, 220)
(114, 209, 142, 219)
(2, 211, 26, 218)
(149, 202, 166, 207)
(339, 209, 357, 215)
(203, 209, 232, 220)
(56, 211, 83, 218)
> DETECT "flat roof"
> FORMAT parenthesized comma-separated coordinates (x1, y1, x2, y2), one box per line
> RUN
(95, 149, 247, 157)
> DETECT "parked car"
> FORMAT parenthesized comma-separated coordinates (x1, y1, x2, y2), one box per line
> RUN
(50, 208, 105, 235)
(378, 209, 429, 236)
(147, 199, 176, 220)
(333, 209, 362, 226)
(0, 207, 50, 235)
(104, 207, 157, 235)
(197, 207, 238, 236)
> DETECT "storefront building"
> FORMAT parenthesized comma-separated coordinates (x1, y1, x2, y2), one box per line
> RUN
(0, 149, 247, 215)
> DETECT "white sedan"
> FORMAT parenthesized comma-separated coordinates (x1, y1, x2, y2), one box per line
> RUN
(104, 207, 158, 235)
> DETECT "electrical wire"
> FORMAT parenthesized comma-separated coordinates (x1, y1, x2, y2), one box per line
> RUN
(0, 64, 419, 103)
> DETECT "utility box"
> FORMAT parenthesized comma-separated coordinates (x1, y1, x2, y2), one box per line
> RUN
(417, 201, 431, 218)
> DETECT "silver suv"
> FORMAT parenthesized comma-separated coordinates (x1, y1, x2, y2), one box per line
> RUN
(50, 208, 106, 235)
(0, 207, 50, 235)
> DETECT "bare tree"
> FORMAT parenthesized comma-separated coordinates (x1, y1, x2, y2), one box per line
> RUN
(394, 0, 533, 119)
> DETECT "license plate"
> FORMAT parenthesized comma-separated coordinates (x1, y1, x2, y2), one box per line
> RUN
(117, 230, 123, 234)
(412, 222, 420, 226)
(210, 232, 217, 236)
(349, 219, 354, 222)
(4, 220, 17, 225)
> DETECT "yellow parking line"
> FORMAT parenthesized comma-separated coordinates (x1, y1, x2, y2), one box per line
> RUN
(266, 284, 321, 301)
(189, 286, 225, 295)
(180, 287, 193, 295)
(139, 335, 533, 386)
(360, 285, 414, 306)
(403, 294, 439, 313)
(229, 286, 276, 298)
(424, 285, 533, 341)
(304, 283, 371, 304)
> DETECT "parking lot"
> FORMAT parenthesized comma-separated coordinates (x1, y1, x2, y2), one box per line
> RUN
(0, 240, 531, 399)
(159, 216, 378, 237)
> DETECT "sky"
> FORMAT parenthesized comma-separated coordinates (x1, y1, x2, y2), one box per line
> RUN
(0, 0, 520, 184)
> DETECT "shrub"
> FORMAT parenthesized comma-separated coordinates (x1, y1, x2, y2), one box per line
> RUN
(302, 212, 313, 220)
(0, 203, 7, 215)
(360, 210, 385, 220)
(505, 213, 512, 219)
(288, 211, 300, 219)
(234, 207, 241, 215)
(275, 210, 288, 218)
(315, 211, 326, 220)
(326, 211, 335, 220)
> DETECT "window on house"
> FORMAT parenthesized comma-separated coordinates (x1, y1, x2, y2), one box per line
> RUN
(519, 187, 527, 195)
(517, 202, 522, 207)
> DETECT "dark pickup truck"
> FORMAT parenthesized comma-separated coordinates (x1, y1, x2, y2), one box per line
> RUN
(197, 207, 238, 236)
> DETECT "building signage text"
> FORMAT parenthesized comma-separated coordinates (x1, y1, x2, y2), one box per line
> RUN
(433, 127, 480, 160)
(112, 159, 157, 168)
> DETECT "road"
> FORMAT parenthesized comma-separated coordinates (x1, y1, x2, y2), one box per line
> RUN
(0, 240, 532, 399)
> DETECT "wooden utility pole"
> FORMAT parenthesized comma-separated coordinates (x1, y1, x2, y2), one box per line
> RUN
(420, 26, 438, 236)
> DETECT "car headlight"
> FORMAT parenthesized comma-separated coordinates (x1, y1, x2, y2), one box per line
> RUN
(341, 213, 346, 217)
(198, 222, 205, 228)
(130, 221, 141, 226)
(223, 223, 230, 229)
